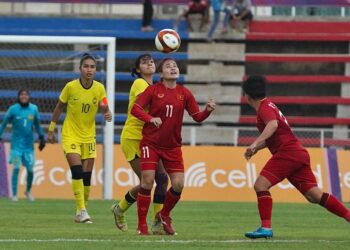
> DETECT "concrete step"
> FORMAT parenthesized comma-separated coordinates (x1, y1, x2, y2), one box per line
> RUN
(188, 43, 245, 61)
(185, 83, 241, 104)
(189, 32, 246, 41)
(186, 62, 244, 82)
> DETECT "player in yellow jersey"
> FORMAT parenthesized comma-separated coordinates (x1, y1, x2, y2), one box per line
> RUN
(48, 53, 112, 223)
(111, 54, 168, 233)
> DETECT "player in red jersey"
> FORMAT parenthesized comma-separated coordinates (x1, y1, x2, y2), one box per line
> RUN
(131, 58, 216, 235)
(242, 75, 350, 239)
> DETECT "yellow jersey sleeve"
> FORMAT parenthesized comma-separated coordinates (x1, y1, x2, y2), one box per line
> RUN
(133, 78, 149, 97)
(120, 78, 150, 140)
(59, 84, 69, 103)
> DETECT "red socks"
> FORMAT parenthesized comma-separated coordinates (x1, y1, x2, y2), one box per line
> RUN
(320, 193, 350, 222)
(161, 188, 182, 217)
(137, 188, 151, 226)
(257, 191, 273, 228)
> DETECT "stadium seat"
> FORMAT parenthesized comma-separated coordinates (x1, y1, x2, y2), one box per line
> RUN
(247, 21, 350, 41)
(239, 116, 350, 126)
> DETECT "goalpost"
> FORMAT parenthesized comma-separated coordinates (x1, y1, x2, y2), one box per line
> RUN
(0, 35, 116, 199)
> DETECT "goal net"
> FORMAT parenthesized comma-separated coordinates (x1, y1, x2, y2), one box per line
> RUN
(0, 36, 115, 199)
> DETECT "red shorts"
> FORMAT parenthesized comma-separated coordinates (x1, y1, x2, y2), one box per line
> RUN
(140, 142, 184, 173)
(260, 150, 318, 194)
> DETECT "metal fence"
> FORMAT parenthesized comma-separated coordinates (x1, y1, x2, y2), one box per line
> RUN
(2, 124, 349, 149)
(182, 126, 350, 149)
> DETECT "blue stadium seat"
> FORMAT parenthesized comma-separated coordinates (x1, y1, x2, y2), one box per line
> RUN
(0, 70, 185, 82)
(0, 50, 188, 60)
(0, 17, 189, 39)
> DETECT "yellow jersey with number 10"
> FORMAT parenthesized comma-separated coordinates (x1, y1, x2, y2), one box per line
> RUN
(59, 79, 107, 143)
(121, 78, 150, 140)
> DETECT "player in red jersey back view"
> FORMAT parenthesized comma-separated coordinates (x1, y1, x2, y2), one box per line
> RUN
(131, 58, 216, 235)
(242, 75, 350, 239)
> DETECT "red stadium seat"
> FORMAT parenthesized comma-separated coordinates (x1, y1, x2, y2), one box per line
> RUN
(246, 54, 350, 63)
(239, 116, 350, 125)
(240, 96, 350, 105)
(247, 21, 350, 41)
(238, 136, 350, 147)
(248, 75, 350, 84)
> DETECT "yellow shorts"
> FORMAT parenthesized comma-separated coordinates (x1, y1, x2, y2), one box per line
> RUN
(62, 140, 97, 160)
(121, 138, 141, 162)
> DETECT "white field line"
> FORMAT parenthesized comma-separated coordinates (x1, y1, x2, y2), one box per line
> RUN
(0, 239, 349, 244)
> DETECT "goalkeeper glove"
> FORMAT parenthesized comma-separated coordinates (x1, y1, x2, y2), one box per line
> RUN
(38, 135, 46, 151)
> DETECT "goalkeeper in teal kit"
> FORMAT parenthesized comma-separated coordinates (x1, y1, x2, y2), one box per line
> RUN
(0, 90, 45, 201)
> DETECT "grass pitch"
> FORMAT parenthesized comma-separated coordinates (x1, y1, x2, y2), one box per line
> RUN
(0, 199, 349, 250)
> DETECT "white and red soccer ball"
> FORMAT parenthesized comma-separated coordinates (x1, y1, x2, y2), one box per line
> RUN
(155, 29, 181, 53)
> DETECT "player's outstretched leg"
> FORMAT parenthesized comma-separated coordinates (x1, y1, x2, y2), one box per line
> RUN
(111, 157, 141, 232)
(245, 176, 273, 239)
(304, 187, 350, 223)
(151, 171, 168, 234)
(111, 187, 138, 232)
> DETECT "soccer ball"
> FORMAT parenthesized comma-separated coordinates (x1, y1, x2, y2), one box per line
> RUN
(155, 29, 181, 53)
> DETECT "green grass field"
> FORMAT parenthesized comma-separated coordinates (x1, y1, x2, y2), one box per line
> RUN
(0, 199, 349, 250)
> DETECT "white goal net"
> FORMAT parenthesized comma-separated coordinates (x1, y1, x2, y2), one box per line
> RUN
(0, 36, 116, 199)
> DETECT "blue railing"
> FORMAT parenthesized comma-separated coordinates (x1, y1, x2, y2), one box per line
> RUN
(0, 50, 188, 60)
(0, 70, 185, 82)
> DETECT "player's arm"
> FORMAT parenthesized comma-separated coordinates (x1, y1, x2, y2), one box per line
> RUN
(33, 106, 46, 151)
(99, 97, 112, 122)
(48, 100, 66, 144)
(185, 89, 216, 122)
(99, 85, 112, 122)
(131, 87, 162, 128)
(245, 120, 277, 160)
(48, 84, 69, 143)
(0, 107, 13, 140)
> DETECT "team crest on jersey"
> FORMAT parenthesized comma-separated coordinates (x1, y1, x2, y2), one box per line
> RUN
(28, 114, 34, 120)
(92, 97, 97, 104)
(177, 94, 184, 101)
(157, 93, 165, 98)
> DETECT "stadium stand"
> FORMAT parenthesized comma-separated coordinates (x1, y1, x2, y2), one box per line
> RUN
(0, 0, 350, 146)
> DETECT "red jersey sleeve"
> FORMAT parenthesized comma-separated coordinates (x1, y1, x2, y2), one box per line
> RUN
(184, 87, 211, 122)
(259, 102, 277, 124)
(131, 85, 154, 123)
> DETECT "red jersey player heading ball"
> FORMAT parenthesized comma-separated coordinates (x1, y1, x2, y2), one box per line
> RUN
(243, 75, 350, 239)
(131, 58, 216, 235)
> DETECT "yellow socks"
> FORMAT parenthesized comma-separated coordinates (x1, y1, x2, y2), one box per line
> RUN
(118, 198, 131, 211)
(153, 203, 163, 220)
(72, 179, 85, 212)
(84, 186, 91, 207)
(118, 191, 137, 212)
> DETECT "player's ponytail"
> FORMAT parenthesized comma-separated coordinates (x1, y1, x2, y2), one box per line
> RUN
(131, 53, 153, 78)
(131, 67, 141, 78)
